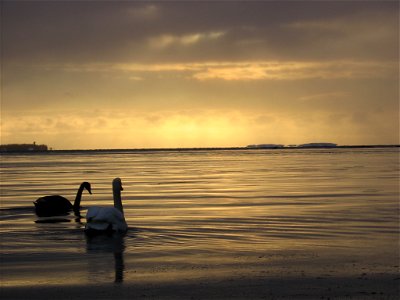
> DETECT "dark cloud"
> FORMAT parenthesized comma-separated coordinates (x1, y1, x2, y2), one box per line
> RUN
(2, 1, 398, 64)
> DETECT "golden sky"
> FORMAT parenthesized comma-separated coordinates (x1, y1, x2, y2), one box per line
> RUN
(1, 1, 399, 149)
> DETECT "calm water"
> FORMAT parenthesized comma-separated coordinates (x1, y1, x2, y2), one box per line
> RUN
(1, 148, 399, 287)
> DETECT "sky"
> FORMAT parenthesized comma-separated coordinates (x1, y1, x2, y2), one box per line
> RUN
(1, 1, 399, 149)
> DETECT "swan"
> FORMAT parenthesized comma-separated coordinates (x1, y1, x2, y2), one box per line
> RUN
(85, 178, 127, 234)
(34, 182, 92, 217)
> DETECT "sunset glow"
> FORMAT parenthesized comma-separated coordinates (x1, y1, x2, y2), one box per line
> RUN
(1, 1, 398, 149)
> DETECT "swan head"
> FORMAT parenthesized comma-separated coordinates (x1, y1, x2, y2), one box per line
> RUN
(113, 178, 123, 195)
(82, 182, 92, 194)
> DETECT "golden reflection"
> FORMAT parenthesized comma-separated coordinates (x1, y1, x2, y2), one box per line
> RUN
(85, 233, 126, 283)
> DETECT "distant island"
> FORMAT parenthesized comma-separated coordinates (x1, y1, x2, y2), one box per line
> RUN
(246, 144, 285, 149)
(0, 142, 49, 153)
(0, 143, 398, 153)
(246, 143, 337, 149)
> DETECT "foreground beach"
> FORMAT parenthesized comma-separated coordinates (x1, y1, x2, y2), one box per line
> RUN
(2, 249, 399, 299)
(2, 227, 398, 299)
(2, 278, 399, 300)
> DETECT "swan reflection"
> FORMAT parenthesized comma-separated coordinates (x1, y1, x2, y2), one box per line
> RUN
(85, 232, 126, 283)
(34, 210, 83, 224)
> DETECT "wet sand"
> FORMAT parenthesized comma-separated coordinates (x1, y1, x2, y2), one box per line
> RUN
(2, 273, 399, 300)
(2, 246, 399, 300)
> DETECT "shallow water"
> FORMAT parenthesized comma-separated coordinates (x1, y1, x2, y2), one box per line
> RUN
(1, 148, 399, 288)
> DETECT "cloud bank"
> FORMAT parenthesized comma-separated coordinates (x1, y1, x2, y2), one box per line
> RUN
(1, 1, 398, 148)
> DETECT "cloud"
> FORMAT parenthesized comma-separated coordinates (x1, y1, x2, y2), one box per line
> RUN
(297, 92, 350, 102)
(2, 107, 398, 149)
(49, 60, 397, 81)
(148, 31, 226, 49)
(128, 76, 144, 81)
(126, 4, 160, 20)
(0, 109, 250, 149)
(3, 1, 397, 64)
(280, 8, 399, 61)
(1, 1, 398, 149)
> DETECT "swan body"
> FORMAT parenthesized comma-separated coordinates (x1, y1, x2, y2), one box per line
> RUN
(34, 182, 92, 217)
(85, 178, 127, 233)
(86, 207, 127, 231)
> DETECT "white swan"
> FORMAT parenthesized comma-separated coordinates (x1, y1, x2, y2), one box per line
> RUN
(85, 178, 127, 233)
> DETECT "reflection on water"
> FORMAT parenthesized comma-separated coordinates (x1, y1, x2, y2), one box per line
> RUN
(34, 213, 84, 226)
(85, 233, 126, 283)
(0, 148, 399, 287)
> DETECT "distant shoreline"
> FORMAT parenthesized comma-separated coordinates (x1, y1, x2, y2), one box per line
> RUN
(1, 144, 398, 154)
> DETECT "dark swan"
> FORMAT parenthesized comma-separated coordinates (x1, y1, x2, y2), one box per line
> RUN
(85, 178, 127, 234)
(34, 182, 92, 217)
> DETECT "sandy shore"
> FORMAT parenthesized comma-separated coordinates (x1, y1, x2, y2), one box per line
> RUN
(2, 242, 399, 299)
(2, 273, 399, 300)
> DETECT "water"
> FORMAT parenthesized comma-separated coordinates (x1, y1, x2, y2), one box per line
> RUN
(1, 148, 399, 290)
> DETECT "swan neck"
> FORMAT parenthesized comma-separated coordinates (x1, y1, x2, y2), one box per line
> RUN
(73, 185, 85, 211)
(113, 191, 124, 215)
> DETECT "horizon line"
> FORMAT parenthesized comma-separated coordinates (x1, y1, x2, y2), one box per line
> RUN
(2, 144, 398, 153)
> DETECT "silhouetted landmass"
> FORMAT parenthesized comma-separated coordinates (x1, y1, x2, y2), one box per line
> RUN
(247, 143, 340, 148)
(1, 144, 398, 154)
(297, 143, 337, 148)
(0, 142, 48, 153)
(42, 145, 400, 154)
(246, 144, 285, 149)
